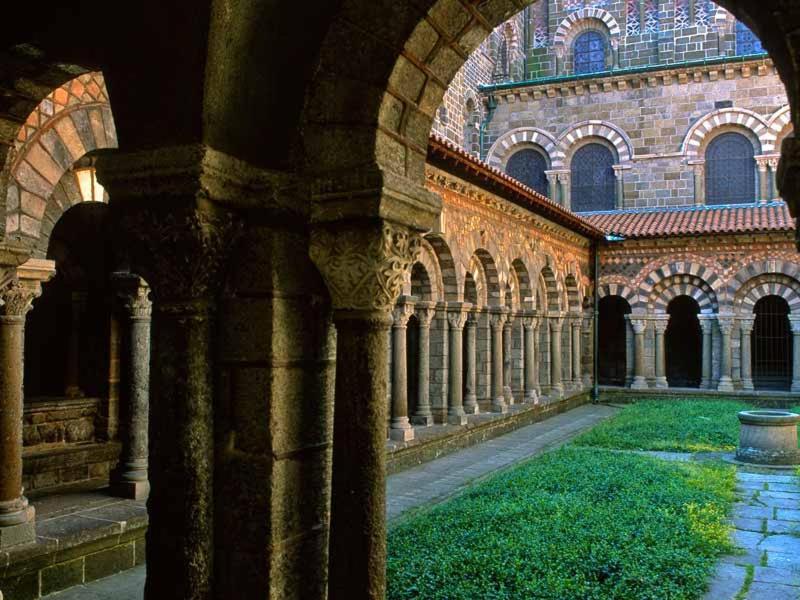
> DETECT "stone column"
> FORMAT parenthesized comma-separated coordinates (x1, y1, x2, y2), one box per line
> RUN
(502, 315, 514, 405)
(563, 317, 573, 389)
(690, 161, 705, 205)
(612, 165, 625, 209)
(411, 302, 436, 426)
(64, 291, 87, 398)
(571, 318, 582, 389)
(581, 316, 593, 387)
(653, 316, 668, 389)
(756, 157, 770, 202)
(630, 318, 648, 389)
(790, 317, 800, 392)
(549, 317, 564, 399)
(389, 299, 415, 441)
(739, 317, 755, 391)
(111, 274, 152, 500)
(522, 312, 538, 404)
(490, 307, 509, 413)
(0, 264, 52, 549)
(545, 171, 560, 205)
(463, 311, 479, 414)
(768, 157, 780, 200)
(717, 316, 735, 392)
(558, 172, 571, 211)
(699, 316, 713, 389)
(447, 303, 471, 425)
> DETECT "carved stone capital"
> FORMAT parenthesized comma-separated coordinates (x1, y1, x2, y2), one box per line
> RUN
(310, 221, 422, 311)
(415, 301, 436, 328)
(446, 302, 472, 330)
(717, 316, 735, 334)
(629, 318, 647, 335)
(698, 315, 714, 334)
(489, 306, 509, 328)
(112, 272, 152, 319)
(549, 316, 564, 332)
(392, 298, 416, 328)
(738, 317, 755, 334)
(653, 317, 669, 334)
(0, 279, 39, 317)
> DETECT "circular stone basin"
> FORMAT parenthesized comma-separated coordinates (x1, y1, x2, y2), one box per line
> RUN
(736, 410, 800, 465)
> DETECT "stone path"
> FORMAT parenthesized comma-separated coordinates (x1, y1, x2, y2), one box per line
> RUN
(703, 469, 800, 600)
(43, 402, 619, 599)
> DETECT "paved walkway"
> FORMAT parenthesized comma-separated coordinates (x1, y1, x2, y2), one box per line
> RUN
(704, 469, 800, 600)
(42, 402, 619, 599)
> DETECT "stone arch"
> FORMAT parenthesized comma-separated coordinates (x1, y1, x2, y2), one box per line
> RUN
(511, 258, 534, 309)
(555, 121, 633, 167)
(649, 274, 720, 314)
(726, 259, 800, 302)
(472, 248, 501, 305)
(682, 108, 771, 157)
(424, 234, 459, 302)
(734, 273, 800, 314)
(597, 281, 638, 308)
(466, 253, 489, 308)
(564, 273, 581, 313)
(486, 127, 558, 170)
(768, 105, 794, 148)
(539, 264, 561, 313)
(553, 8, 622, 56)
(640, 261, 722, 309)
(5, 72, 117, 247)
(505, 268, 520, 312)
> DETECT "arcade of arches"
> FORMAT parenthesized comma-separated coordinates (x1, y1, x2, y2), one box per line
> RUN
(3, 1, 800, 600)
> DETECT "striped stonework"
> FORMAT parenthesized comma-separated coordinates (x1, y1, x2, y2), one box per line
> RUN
(557, 120, 633, 168)
(682, 107, 772, 157)
(486, 127, 558, 170)
(552, 7, 621, 49)
(597, 282, 637, 308)
(736, 275, 800, 315)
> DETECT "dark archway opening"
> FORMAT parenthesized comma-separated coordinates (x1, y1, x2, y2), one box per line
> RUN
(665, 296, 702, 388)
(406, 314, 420, 416)
(752, 295, 792, 390)
(598, 295, 630, 385)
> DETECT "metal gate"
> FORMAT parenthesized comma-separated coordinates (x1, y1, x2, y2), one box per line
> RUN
(752, 296, 792, 390)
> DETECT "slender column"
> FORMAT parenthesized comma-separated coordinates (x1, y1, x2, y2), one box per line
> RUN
(447, 303, 471, 425)
(558, 173, 571, 211)
(490, 307, 509, 413)
(411, 302, 436, 425)
(0, 270, 50, 548)
(739, 317, 755, 391)
(463, 311, 479, 414)
(390, 299, 415, 441)
(757, 158, 770, 202)
(539, 318, 550, 393)
(549, 317, 564, 399)
(612, 165, 625, 209)
(563, 317, 573, 388)
(64, 291, 87, 398)
(630, 318, 648, 389)
(768, 157, 780, 200)
(545, 171, 560, 205)
(581, 316, 593, 387)
(653, 317, 668, 388)
(717, 316, 735, 391)
(699, 316, 713, 389)
(790, 318, 800, 392)
(690, 161, 705, 205)
(571, 318, 582, 389)
(502, 315, 514, 405)
(111, 274, 152, 500)
(522, 312, 538, 403)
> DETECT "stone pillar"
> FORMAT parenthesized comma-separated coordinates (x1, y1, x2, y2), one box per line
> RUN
(653, 317, 668, 389)
(581, 316, 593, 387)
(64, 291, 87, 398)
(446, 303, 471, 425)
(690, 161, 705, 205)
(790, 317, 800, 392)
(757, 157, 770, 202)
(571, 318, 582, 389)
(502, 315, 514, 405)
(612, 165, 625, 209)
(463, 311, 479, 414)
(545, 171, 560, 205)
(522, 312, 538, 404)
(739, 317, 755, 391)
(717, 316, 735, 392)
(768, 157, 780, 200)
(0, 264, 52, 549)
(563, 317, 573, 388)
(549, 317, 564, 399)
(411, 302, 436, 426)
(111, 274, 152, 500)
(630, 318, 648, 389)
(390, 299, 415, 441)
(699, 316, 713, 389)
(558, 172, 571, 211)
(539, 318, 551, 393)
(490, 307, 509, 413)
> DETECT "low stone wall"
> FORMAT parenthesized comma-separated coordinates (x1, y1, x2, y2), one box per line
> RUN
(23, 442, 121, 493)
(23, 398, 99, 447)
(598, 386, 797, 408)
(388, 391, 591, 475)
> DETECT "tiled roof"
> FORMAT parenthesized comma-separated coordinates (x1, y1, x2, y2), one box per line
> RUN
(581, 202, 796, 239)
(427, 134, 604, 239)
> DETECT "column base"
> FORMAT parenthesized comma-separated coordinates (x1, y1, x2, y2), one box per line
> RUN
(0, 506, 35, 549)
(410, 413, 434, 426)
(390, 426, 415, 442)
(742, 379, 754, 391)
(463, 399, 480, 415)
(491, 398, 508, 414)
(655, 377, 668, 389)
(631, 377, 648, 390)
(717, 377, 734, 392)
(504, 387, 514, 406)
(700, 378, 711, 389)
(791, 381, 800, 393)
(524, 391, 538, 404)
(447, 411, 468, 426)
(112, 479, 151, 501)
(549, 385, 563, 400)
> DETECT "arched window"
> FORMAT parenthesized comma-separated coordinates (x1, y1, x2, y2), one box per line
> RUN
(665, 296, 702, 388)
(598, 296, 631, 385)
(705, 132, 756, 205)
(570, 143, 616, 212)
(573, 31, 607, 74)
(752, 296, 792, 390)
(506, 149, 549, 197)
(736, 21, 765, 56)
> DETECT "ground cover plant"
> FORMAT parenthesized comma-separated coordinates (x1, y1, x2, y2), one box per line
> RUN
(572, 399, 761, 453)
(387, 447, 735, 600)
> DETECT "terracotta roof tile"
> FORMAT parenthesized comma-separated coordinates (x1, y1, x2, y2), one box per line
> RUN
(581, 202, 796, 238)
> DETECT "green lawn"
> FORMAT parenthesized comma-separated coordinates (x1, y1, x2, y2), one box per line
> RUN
(388, 447, 735, 600)
(573, 400, 800, 453)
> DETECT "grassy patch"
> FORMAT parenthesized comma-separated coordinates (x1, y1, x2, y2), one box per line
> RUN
(573, 400, 755, 452)
(388, 447, 735, 600)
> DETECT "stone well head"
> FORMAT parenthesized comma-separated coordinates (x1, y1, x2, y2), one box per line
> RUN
(736, 410, 800, 466)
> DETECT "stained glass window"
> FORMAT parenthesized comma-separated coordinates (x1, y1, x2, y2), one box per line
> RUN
(705, 132, 755, 205)
(695, 0, 712, 27)
(532, 1, 549, 48)
(506, 149, 549, 197)
(626, 0, 641, 36)
(564, 0, 582, 12)
(736, 20, 765, 55)
(571, 143, 616, 212)
(675, 0, 690, 29)
(574, 31, 607, 75)
(644, 0, 659, 32)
